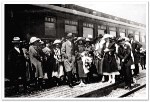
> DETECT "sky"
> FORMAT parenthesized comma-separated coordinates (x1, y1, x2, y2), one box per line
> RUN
(77, 2, 147, 25)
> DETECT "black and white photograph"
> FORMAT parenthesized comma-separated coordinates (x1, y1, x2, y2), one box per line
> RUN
(1, 1, 149, 101)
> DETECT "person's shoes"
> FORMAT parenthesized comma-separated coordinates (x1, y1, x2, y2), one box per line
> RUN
(78, 82, 86, 87)
(124, 86, 132, 90)
(111, 79, 115, 84)
(69, 84, 73, 88)
(102, 80, 107, 83)
(107, 79, 112, 83)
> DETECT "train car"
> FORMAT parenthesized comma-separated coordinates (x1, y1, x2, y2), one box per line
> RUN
(5, 4, 146, 42)
(5, 4, 146, 79)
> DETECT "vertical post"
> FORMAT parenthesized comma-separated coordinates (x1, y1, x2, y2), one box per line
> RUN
(125, 29, 128, 37)
(94, 23, 98, 38)
(56, 17, 65, 38)
(106, 25, 110, 34)
(116, 27, 120, 37)
(78, 19, 83, 37)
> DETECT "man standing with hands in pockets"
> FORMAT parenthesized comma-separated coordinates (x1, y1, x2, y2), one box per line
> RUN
(61, 33, 75, 88)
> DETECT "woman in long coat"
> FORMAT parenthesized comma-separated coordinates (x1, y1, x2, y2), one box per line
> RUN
(101, 34, 119, 83)
(94, 34, 103, 75)
(75, 37, 87, 86)
(29, 37, 43, 90)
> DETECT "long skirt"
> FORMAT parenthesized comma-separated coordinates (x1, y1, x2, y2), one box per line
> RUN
(77, 59, 87, 78)
(102, 53, 119, 75)
(95, 58, 103, 75)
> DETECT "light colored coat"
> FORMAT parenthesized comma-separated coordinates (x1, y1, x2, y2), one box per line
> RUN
(61, 40, 73, 72)
(29, 45, 43, 78)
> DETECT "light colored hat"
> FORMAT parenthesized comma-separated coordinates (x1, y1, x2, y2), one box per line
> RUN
(29, 37, 40, 44)
(123, 37, 130, 42)
(67, 33, 73, 38)
(103, 34, 113, 39)
(117, 37, 125, 42)
(12, 37, 22, 43)
(53, 39, 61, 45)
(85, 38, 91, 42)
(40, 41, 44, 44)
(75, 37, 85, 42)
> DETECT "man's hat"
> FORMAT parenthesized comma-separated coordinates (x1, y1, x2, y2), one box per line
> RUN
(97, 34, 103, 38)
(53, 39, 61, 45)
(128, 34, 134, 38)
(85, 38, 91, 42)
(103, 34, 113, 39)
(66, 33, 73, 38)
(12, 37, 22, 43)
(75, 37, 85, 43)
(29, 37, 40, 44)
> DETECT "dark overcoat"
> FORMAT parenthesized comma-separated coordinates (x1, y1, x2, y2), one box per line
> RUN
(8, 48, 26, 80)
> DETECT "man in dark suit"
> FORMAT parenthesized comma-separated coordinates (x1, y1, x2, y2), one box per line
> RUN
(8, 37, 27, 94)
(128, 34, 142, 76)
(120, 37, 133, 90)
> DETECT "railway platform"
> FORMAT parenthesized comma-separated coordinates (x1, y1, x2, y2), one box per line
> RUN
(11, 68, 145, 98)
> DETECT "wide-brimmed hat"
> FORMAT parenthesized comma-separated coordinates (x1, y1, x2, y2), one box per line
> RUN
(29, 37, 40, 44)
(40, 41, 44, 45)
(53, 39, 61, 45)
(75, 37, 85, 43)
(85, 38, 91, 42)
(103, 34, 113, 39)
(12, 37, 22, 43)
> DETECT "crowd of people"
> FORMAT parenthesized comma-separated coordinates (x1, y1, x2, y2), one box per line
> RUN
(6, 32, 146, 94)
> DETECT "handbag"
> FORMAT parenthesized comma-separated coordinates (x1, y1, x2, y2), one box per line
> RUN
(131, 64, 135, 70)
(58, 64, 64, 78)
(44, 73, 48, 79)
(125, 58, 133, 67)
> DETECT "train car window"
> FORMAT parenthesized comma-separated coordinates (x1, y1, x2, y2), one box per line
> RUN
(120, 32, 125, 38)
(128, 30, 134, 34)
(83, 27, 93, 38)
(110, 31, 116, 37)
(98, 25, 106, 36)
(119, 28, 126, 37)
(109, 26, 116, 37)
(65, 25, 77, 34)
(45, 22, 56, 36)
(65, 19, 78, 34)
(45, 17, 56, 36)
(135, 34, 139, 42)
(98, 29, 105, 35)
(135, 31, 140, 41)
(83, 22, 94, 38)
